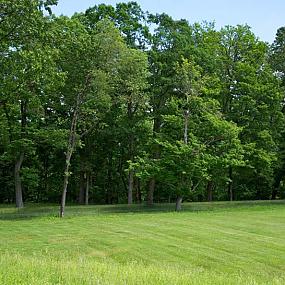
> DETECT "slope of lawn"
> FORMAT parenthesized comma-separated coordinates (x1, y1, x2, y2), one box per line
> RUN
(1, 201, 285, 285)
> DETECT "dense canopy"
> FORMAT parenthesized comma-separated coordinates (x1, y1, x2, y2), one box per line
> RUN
(0, 0, 285, 214)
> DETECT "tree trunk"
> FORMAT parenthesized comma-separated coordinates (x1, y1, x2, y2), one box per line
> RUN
(175, 109, 189, 212)
(42, 153, 49, 203)
(85, 173, 89, 205)
(14, 100, 27, 208)
(59, 74, 92, 217)
(175, 196, 183, 212)
(207, 181, 214, 202)
(128, 170, 134, 205)
(271, 188, 278, 200)
(147, 113, 162, 205)
(272, 168, 285, 200)
(184, 110, 189, 145)
(228, 166, 233, 201)
(106, 158, 113, 204)
(59, 99, 79, 218)
(147, 178, 155, 205)
(127, 98, 135, 206)
(15, 152, 24, 208)
(78, 172, 85, 205)
(136, 178, 142, 203)
(60, 148, 73, 218)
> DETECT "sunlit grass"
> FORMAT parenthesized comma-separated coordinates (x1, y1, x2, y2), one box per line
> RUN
(1, 201, 285, 284)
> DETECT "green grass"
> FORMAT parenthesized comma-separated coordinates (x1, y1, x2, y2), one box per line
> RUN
(1, 201, 285, 284)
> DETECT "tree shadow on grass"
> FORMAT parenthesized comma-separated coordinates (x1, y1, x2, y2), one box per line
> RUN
(0, 200, 284, 221)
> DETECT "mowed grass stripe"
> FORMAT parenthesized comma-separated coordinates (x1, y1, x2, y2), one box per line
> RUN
(0, 201, 285, 284)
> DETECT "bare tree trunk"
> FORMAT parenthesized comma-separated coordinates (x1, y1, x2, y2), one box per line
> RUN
(106, 158, 112, 204)
(85, 173, 89, 205)
(128, 170, 134, 205)
(121, 172, 128, 194)
(207, 181, 214, 202)
(14, 100, 27, 208)
(271, 187, 278, 200)
(127, 96, 136, 206)
(79, 172, 85, 205)
(184, 110, 189, 145)
(175, 196, 183, 212)
(60, 97, 80, 218)
(136, 178, 142, 203)
(174, 109, 189, 212)
(147, 178, 155, 205)
(59, 75, 91, 218)
(15, 152, 24, 208)
(228, 166, 233, 201)
(60, 146, 74, 217)
(271, 168, 285, 200)
(147, 114, 162, 205)
(42, 154, 49, 203)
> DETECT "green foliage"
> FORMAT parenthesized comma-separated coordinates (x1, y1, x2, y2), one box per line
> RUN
(0, 1, 284, 205)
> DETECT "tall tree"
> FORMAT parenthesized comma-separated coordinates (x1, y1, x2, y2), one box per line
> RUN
(269, 26, 285, 198)
(0, 0, 60, 207)
(54, 18, 124, 216)
(217, 25, 283, 200)
(116, 48, 149, 204)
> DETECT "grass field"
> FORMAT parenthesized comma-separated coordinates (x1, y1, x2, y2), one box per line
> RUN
(1, 201, 285, 284)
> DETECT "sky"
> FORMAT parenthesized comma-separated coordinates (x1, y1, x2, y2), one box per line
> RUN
(52, 0, 285, 43)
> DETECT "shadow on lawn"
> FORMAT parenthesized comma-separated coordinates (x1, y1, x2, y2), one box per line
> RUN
(0, 200, 284, 221)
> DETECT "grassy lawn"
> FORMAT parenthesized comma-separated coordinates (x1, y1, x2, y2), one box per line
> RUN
(1, 201, 285, 284)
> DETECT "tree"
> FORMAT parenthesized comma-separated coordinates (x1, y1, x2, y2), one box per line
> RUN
(0, 0, 61, 207)
(55, 17, 148, 216)
(270, 27, 285, 86)
(53, 18, 124, 216)
(116, 48, 149, 204)
(146, 14, 195, 204)
(217, 25, 284, 200)
(132, 59, 242, 209)
(0, 2, 284, 207)
(269, 26, 285, 199)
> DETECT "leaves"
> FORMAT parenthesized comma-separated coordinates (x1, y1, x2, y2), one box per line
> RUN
(0, 2, 284, 205)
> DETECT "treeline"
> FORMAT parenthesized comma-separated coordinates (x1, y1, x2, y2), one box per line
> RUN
(1, 0, 285, 212)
